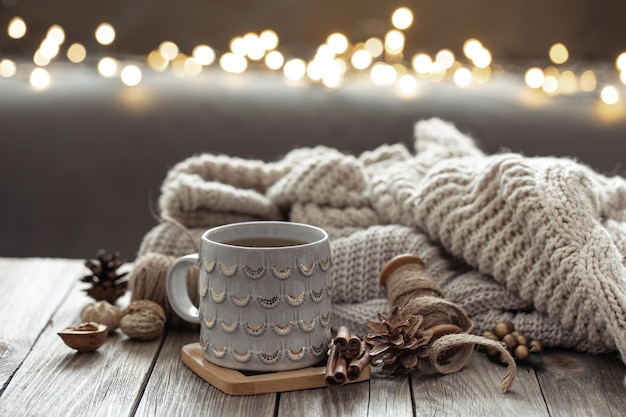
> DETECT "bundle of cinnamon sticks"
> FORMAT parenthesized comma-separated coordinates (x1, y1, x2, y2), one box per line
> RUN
(325, 325, 370, 386)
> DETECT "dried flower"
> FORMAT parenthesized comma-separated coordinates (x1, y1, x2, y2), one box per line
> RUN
(364, 305, 433, 375)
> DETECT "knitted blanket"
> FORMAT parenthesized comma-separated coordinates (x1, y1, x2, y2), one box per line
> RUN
(133, 118, 626, 362)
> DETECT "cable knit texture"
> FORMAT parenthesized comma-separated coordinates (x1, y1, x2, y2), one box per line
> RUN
(131, 118, 626, 363)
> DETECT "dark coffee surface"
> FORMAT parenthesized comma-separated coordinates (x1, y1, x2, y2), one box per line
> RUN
(222, 238, 306, 247)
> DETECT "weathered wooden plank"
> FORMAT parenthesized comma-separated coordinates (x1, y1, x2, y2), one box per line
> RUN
(367, 373, 414, 417)
(278, 372, 412, 417)
(135, 329, 277, 417)
(0, 258, 84, 393)
(411, 354, 550, 417)
(0, 264, 162, 417)
(278, 378, 371, 417)
(536, 350, 626, 417)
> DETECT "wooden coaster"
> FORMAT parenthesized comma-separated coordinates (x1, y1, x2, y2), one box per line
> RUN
(181, 343, 371, 396)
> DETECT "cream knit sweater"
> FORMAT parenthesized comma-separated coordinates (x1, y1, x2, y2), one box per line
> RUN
(133, 118, 626, 361)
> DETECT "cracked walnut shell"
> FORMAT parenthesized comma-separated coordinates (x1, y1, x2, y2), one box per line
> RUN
(120, 300, 166, 340)
(58, 322, 108, 352)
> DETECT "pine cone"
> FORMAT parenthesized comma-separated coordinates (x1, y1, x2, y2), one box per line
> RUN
(364, 305, 433, 376)
(81, 249, 128, 304)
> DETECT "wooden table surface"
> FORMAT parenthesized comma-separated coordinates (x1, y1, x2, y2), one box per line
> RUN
(1, 257, 625, 416)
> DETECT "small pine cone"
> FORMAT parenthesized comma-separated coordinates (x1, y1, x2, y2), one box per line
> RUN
(81, 249, 129, 304)
(364, 306, 433, 375)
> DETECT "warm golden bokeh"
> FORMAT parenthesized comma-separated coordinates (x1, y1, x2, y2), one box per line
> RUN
(0, 6, 623, 104)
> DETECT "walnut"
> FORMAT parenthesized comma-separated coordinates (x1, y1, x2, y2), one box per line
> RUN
(80, 301, 122, 332)
(57, 322, 108, 352)
(120, 300, 166, 340)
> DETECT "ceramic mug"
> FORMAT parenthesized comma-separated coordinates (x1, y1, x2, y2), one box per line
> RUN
(167, 221, 333, 371)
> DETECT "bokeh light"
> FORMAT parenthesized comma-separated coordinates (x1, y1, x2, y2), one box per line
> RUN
(33, 50, 51, 67)
(193, 45, 216, 66)
(159, 41, 179, 61)
(183, 58, 203, 76)
(260, 30, 279, 50)
(265, 50, 284, 70)
(243, 33, 265, 60)
(67, 43, 87, 63)
(283, 59, 306, 81)
(525, 67, 545, 89)
(370, 62, 397, 85)
(542, 75, 559, 94)
(435, 49, 454, 69)
(95, 23, 116, 45)
(616, 52, 626, 72)
(147, 50, 168, 71)
(351, 49, 372, 70)
(8, 17, 26, 39)
(398, 74, 418, 95)
(463, 39, 483, 60)
(580, 70, 597, 92)
(29, 68, 51, 90)
(412, 53, 432, 74)
(391, 7, 414, 30)
(327, 33, 349, 54)
(0, 59, 17, 78)
(472, 48, 492, 68)
(601, 85, 620, 105)
(121, 65, 142, 86)
(385, 30, 405, 54)
(364, 37, 384, 58)
(559, 71, 577, 94)
(428, 62, 446, 82)
(220, 52, 247, 74)
(47, 25, 65, 45)
(549, 43, 569, 65)
(98, 57, 120, 78)
(453, 67, 472, 87)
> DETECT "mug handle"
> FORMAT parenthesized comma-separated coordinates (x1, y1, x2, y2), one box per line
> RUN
(167, 253, 201, 324)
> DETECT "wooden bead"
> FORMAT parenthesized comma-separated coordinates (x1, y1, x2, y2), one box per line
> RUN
(482, 330, 498, 341)
(502, 334, 518, 349)
(516, 334, 529, 346)
(515, 345, 530, 360)
(494, 322, 512, 338)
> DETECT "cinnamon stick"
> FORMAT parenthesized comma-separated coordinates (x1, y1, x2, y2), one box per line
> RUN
(347, 333, 361, 359)
(334, 325, 351, 352)
(347, 341, 370, 380)
(324, 344, 348, 386)
(335, 325, 362, 359)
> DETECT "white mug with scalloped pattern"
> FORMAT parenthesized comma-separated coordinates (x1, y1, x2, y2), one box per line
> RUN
(167, 221, 333, 371)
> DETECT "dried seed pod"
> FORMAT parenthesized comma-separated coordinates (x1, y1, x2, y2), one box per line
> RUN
(529, 339, 544, 353)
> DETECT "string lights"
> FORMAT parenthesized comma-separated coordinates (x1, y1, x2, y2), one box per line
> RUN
(1, 6, 625, 108)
